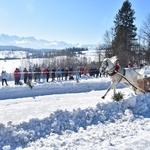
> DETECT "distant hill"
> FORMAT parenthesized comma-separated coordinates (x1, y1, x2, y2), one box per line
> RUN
(0, 34, 96, 50)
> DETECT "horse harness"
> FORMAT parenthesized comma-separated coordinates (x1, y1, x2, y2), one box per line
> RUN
(107, 63, 126, 84)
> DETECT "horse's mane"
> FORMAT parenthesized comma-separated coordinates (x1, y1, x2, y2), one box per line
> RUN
(109, 56, 118, 63)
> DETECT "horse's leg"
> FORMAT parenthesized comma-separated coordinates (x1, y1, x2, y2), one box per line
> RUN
(113, 86, 116, 95)
(101, 86, 111, 99)
(101, 82, 117, 99)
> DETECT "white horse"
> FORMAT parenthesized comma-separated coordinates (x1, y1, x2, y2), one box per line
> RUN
(101, 56, 145, 99)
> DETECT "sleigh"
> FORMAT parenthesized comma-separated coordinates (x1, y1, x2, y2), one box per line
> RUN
(137, 76, 150, 92)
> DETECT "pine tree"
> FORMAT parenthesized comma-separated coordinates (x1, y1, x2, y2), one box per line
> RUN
(112, 0, 137, 66)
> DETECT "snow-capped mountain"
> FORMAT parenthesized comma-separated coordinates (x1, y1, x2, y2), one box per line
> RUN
(0, 34, 95, 50)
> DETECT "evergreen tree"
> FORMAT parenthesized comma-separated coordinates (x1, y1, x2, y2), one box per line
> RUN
(112, 0, 137, 66)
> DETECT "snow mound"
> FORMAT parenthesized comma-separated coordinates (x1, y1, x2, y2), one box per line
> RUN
(1, 93, 150, 149)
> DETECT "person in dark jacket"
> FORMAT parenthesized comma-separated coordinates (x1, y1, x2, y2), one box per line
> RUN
(64, 67, 68, 80)
(28, 68, 32, 81)
(34, 67, 38, 82)
(46, 67, 50, 82)
(37, 67, 41, 82)
(61, 68, 64, 80)
(51, 67, 56, 82)
(23, 68, 28, 83)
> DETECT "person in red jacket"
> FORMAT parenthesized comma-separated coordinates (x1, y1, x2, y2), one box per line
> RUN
(42, 68, 47, 82)
(14, 68, 19, 85)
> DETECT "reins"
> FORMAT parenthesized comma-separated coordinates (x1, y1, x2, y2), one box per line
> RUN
(115, 70, 146, 93)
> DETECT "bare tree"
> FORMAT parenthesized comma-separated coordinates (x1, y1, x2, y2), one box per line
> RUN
(103, 29, 113, 46)
(103, 29, 114, 57)
(140, 13, 150, 49)
(139, 13, 150, 64)
(95, 46, 104, 67)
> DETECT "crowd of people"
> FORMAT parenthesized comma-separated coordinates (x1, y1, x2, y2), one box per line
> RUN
(1, 66, 107, 86)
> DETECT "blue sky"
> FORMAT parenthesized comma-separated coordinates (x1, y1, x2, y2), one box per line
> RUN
(0, 0, 149, 45)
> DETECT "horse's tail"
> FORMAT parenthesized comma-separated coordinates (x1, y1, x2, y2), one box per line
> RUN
(134, 66, 146, 79)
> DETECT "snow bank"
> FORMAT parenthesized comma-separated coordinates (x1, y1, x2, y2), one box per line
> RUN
(0, 76, 108, 100)
(1, 93, 150, 149)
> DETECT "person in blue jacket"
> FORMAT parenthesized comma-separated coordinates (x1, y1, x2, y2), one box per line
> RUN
(1, 70, 8, 86)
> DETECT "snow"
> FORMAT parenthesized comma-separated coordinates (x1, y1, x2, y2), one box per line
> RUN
(0, 67, 150, 150)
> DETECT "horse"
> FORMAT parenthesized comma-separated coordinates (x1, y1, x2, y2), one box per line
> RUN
(101, 56, 145, 99)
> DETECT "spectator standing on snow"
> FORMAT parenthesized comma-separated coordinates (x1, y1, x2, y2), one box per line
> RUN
(23, 68, 28, 84)
(84, 66, 88, 75)
(61, 68, 64, 80)
(79, 66, 83, 77)
(28, 68, 32, 82)
(1, 70, 8, 86)
(42, 68, 47, 82)
(64, 67, 68, 80)
(18, 68, 22, 84)
(46, 67, 50, 82)
(34, 67, 38, 82)
(95, 68, 99, 78)
(14, 68, 19, 85)
(57, 67, 62, 81)
(51, 67, 56, 82)
(37, 67, 41, 82)
(76, 68, 80, 83)
(68, 66, 73, 78)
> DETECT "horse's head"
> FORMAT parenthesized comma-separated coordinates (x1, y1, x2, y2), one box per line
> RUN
(101, 58, 116, 73)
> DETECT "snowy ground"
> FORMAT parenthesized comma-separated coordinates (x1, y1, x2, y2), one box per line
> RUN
(0, 72, 150, 150)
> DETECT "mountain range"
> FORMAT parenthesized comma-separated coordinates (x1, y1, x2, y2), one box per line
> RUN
(0, 34, 96, 50)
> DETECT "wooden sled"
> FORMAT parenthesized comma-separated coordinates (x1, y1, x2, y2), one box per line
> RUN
(137, 76, 150, 92)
